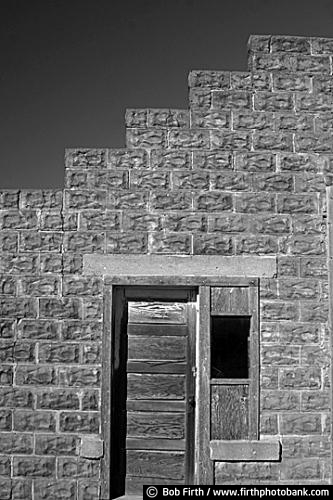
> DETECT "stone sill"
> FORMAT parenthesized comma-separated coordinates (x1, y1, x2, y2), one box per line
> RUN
(210, 440, 281, 461)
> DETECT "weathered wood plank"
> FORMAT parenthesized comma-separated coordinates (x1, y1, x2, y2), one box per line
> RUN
(211, 287, 230, 314)
(127, 374, 185, 400)
(126, 438, 186, 451)
(210, 440, 281, 461)
(185, 292, 197, 484)
(128, 301, 187, 324)
(128, 335, 186, 361)
(248, 285, 259, 439)
(328, 187, 333, 479)
(127, 323, 188, 336)
(126, 400, 186, 412)
(127, 450, 185, 480)
(230, 287, 249, 314)
(127, 411, 185, 439)
(101, 286, 112, 499)
(211, 385, 249, 440)
(210, 378, 250, 385)
(127, 360, 186, 374)
(125, 287, 192, 301)
(126, 476, 183, 494)
(211, 286, 249, 315)
(196, 286, 213, 484)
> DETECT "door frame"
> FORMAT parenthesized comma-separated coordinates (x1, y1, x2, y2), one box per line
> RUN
(103, 284, 197, 498)
(101, 276, 258, 498)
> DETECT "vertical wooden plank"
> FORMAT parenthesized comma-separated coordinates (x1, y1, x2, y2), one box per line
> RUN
(211, 286, 250, 315)
(248, 284, 259, 439)
(211, 385, 249, 440)
(185, 289, 197, 484)
(327, 186, 333, 480)
(230, 287, 249, 314)
(196, 286, 213, 484)
(101, 285, 111, 500)
(211, 287, 231, 314)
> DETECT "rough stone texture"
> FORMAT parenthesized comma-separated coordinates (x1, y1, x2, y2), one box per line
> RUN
(80, 436, 104, 458)
(0, 33, 332, 496)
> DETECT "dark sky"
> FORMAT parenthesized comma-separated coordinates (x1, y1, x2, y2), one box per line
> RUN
(1, 0, 333, 188)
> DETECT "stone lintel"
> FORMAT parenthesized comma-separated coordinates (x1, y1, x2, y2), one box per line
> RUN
(210, 440, 281, 461)
(83, 254, 276, 278)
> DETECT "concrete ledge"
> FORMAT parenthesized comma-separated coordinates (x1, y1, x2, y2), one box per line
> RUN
(210, 440, 281, 461)
(83, 254, 277, 277)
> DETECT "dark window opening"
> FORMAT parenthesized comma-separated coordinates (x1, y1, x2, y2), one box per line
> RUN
(211, 316, 250, 379)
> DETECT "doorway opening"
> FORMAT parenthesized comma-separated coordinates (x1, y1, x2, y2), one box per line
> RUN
(110, 286, 197, 498)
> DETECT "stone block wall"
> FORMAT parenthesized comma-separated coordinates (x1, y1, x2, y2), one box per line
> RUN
(0, 34, 332, 497)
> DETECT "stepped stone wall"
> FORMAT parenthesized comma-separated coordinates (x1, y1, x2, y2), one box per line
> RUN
(0, 34, 332, 497)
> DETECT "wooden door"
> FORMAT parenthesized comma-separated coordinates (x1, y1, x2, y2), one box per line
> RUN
(113, 288, 196, 495)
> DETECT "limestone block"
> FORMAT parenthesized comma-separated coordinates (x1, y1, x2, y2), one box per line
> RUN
(191, 109, 230, 129)
(172, 171, 209, 190)
(61, 321, 102, 342)
(130, 169, 170, 189)
(254, 92, 294, 112)
(273, 73, 311, 91)
(261, 390, 300, 411)
(235, 193, 275, 213)
(39, 298, 82, 320)
(279, 367, 321, 389)
(193, 234, 233, 255)
(235, 235, 278, 254)
(15, 366, 57, 386)
(168, 129, 210, 149)
(58, 367, 101, 387)
(80, 436, 104, 459)
(108, 190, 148, 210)
(151, 191, 192, 211)
(63, 232, 106, 253)
(65, 148, 107, 168)
(59, 412, 100, 434)
(108, 148, 148, 169)
(20, 190, 63, 210)
(122, 212, 161, 231)
(34, 480, 76, 499)
(0, 298, 38, 318)
(148, 232, 191, 254)
(106, 232, 147, 253)
(210, 130, 251, 150)
(62, 276, 103, 296)
(151, 149, 191, 170)
(0, 210, 38, 230)
(234, 152, 276, 171)
(253, 131, 293, 151)
(35, 435, 79, 456)
(126, 128, 167, 149)
(38, 343, 80, 364)
(37, 390, 80, 410)
(212, 91, 251, 110)
(195, 192, 232, 211)
(188, 70, 230, 89)
(64, 189, 106, 210)
(193, 150, 232, 170)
